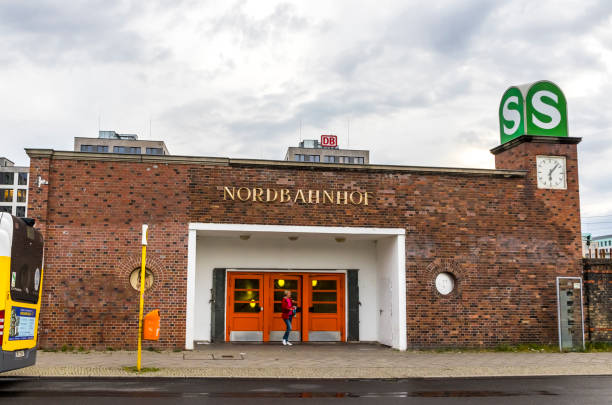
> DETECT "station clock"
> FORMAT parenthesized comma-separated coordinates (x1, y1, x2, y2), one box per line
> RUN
(536, 155, 567, 189)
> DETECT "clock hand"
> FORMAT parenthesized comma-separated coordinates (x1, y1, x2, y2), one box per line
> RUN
(548, 163, 559, 176)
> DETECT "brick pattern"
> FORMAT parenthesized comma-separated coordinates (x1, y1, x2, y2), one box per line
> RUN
(583, 259, 612, 342)
(28, 138, 583, 349)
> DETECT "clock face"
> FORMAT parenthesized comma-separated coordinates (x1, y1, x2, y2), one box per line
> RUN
(536, 156, 567, 189)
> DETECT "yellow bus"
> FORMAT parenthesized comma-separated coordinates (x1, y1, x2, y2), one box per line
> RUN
(0, 213, 44, 372)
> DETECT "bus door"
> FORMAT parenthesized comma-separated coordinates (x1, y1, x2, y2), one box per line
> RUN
(0, 214, 44, 372)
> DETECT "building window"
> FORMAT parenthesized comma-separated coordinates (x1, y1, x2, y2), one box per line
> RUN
(15, 206, 25, 217)
(97, 146, 108, 152)
(16, 189, 26, 203)
(0, 206, 11, 213)
(307, 155, 320, 162)
(338, 156, 352, 164)
(0, 189, 13, 202)
(324, 156, 337, 163)
(17, 172, 28, 185)
(0, 173, 14, 185)
(129, 268, 154, 291)
(355, 157, 364, 164)
(146, 148, 163, 155)
(81, 145, 94, 152)
(294, 154, 305, 162)
(113, 146, 141, 154)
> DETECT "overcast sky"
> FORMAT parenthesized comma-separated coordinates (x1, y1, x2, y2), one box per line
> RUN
(1, 0, 612, 235)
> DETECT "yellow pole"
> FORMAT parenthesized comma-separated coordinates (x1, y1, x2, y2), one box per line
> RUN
(137, 224, 148, 371)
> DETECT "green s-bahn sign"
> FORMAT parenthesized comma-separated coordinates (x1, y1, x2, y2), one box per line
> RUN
(498, 80, 568, 144)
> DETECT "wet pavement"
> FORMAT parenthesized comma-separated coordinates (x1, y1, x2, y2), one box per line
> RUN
(4, 343, 612, 378)
(1, 375, 611, 404)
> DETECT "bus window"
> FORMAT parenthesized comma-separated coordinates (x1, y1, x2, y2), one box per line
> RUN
(9, 218, 43, 304)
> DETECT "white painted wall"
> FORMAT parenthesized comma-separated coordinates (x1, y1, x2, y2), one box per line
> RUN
(193, 235, 378, 343)
(376, 237, 394, 346)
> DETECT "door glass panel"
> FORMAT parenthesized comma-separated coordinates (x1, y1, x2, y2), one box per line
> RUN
(312, 280, 336, 290)
(274, 303, 282, 313)
(234, 290, 259, 301)
(234, 302, 260, 313)
(311, 303, 337, 313)
(313, 292, 336, 302)
(274, 279, 298, 289)
(235, 279, 259, 289)
(273, 291, 298, 301)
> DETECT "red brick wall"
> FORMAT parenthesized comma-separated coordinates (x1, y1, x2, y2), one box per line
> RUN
(28, 137, 583, 349)
(583, 259, 612, 343)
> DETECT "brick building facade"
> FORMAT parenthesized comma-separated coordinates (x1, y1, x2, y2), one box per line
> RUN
(26, 135, 584, 350)
(583, 259, 612, 343)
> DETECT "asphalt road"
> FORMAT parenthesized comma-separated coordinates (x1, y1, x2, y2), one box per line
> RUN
(0, 375, 610, 404)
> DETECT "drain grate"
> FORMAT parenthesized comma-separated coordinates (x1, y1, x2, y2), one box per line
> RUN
(212, 353, 244, 360)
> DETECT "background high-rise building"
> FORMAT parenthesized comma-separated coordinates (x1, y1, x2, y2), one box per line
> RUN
(0, 157, 29, 217)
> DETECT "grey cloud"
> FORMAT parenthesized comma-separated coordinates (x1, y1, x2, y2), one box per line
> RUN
(209, 1, 310, 46)
(385, 0, 499, 54)
(0, 0, 170, 64)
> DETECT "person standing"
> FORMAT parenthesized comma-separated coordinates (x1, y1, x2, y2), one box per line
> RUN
(281, 290, 296, 346)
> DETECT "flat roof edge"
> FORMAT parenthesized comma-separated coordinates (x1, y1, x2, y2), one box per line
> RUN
(490, 135, 582, 155)
(24, 149, 526, 177)
(25, 149, 229, 165)
(230, 158, 526, 177)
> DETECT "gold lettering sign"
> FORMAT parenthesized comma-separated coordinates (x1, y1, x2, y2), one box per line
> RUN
(223, 187, 373, 206)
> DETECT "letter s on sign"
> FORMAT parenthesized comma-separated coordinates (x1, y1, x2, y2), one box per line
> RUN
(531, 90, 561, 130)
(502, 96, 521, 135)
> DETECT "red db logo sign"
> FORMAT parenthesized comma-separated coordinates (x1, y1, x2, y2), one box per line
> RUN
(321, 135, 337, 147)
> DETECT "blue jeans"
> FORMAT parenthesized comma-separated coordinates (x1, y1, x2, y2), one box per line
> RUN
(283, 317, 292, 341)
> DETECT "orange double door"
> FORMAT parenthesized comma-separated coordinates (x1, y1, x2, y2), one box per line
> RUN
(226, 272, 345, 342)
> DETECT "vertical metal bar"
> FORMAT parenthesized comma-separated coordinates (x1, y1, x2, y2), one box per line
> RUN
(579, 277, 585, 350)
(137, 225, 147, 371)
(556, 277, 562, 352)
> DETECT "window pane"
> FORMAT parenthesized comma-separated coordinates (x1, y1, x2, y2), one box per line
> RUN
(234, 279, 259, 289)
(273, 291, 298, 301)
(234, 302, 260, 313)
(97, 146, 108, 153)
(0, 173, 14, 185)
(0, 206, 11, 213)
(274, 303, 282, 313)
(312, 292, 336, 302)
(17, 173, 28, 185)
(16, 190, 26, 203)
(312, 280, 337, 290)
(16, 206, 25, 217)
(0, 189, 13, 202)
(274, 279, 298, 289)
(234, 290, 259, 301)
(311, 303, 337, 313)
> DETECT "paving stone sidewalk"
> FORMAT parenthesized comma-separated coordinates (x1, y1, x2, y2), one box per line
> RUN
(4, 344, 612, 378)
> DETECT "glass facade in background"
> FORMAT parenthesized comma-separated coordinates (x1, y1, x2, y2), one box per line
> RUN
(0, 173, 14, 185)
(0, 189, 13, 202)
(113, 146, 141, 154)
